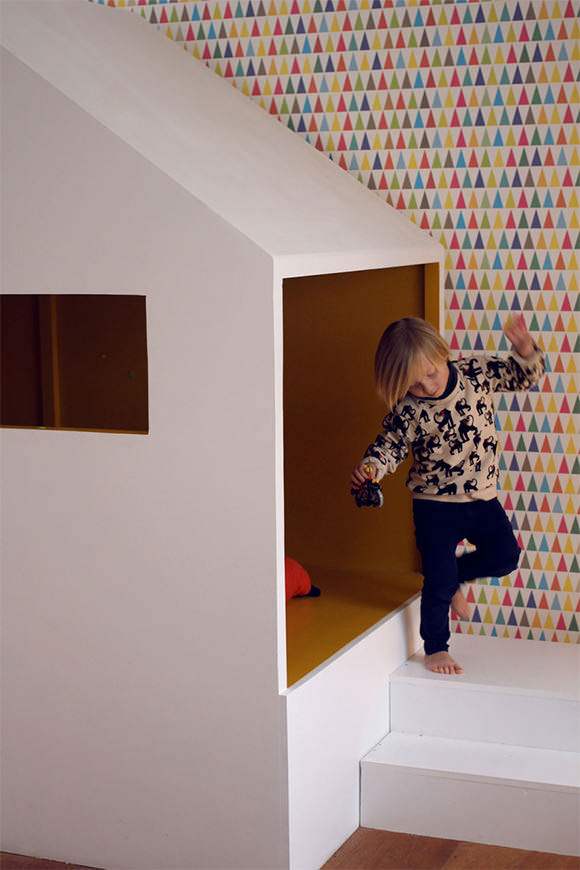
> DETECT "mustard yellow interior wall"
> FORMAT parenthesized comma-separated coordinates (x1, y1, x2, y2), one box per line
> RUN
(283, 265, 436, 580)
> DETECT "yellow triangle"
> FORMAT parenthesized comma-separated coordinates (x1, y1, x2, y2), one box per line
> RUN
(262, 19, 272, 35)
(303, 57, 312, 74)
(486, 334, 497, 351)
(547, 335, 558, 353)
(567, 355, 577, 374)
(545, 514, 555, 532)
(492, 273, 503, 291)
(279, 58, 289, 75)
(372, 94, 382, 111)
(494, 48, 505, 66)
(331, 14, 340, 32)
(331, 76, 341, 93)
(268, 59, 278, 75)
(468, 254, 479, 270)
(360, 154, 371, 170)
(257, 40, 266, 57)
(565, 496, 575, 513)
(360, 54, 370, 71)
(544, 612, 554, 630)
(326, 136, 335, 153)
(487, 67, 498, 87)
(550, 107, 562, 125)
(567, 252, 578, 271)
(445, 28, 455, 46)
(487, 108, 498, 126)
(505, 87, 516, 107)
(487, 171, 497, 189)
(444, 192, 455, 210)
(551, 65, 562, 84)
(325, 36, 335, 53)
(240, 20, 249, 37)
(262, 78, 272, 94)
(506, 24, 517, 43)
(505, 128, 516, 147)
(229, 21, 238, 37)
(504, 252, 515, 270)
(563, 594, 574, 611)
(563, 576, 573, 593)
(372, 33, 382, 51)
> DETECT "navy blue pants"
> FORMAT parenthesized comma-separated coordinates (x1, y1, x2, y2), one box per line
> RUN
(412, 498, 521, 655)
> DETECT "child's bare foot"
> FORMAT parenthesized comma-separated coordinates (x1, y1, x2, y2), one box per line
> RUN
(451, 588, 471, 620)
(425, 651, 464, 675)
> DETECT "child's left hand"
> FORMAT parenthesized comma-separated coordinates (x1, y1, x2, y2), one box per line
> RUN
(504, 314, 534, 359)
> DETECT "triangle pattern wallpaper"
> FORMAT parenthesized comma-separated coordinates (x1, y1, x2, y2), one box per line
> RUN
(95, 0, 579, 645)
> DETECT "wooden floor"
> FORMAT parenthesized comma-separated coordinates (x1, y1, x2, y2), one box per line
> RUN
(323, 828, 580, 870)
(2, 830, 578, 870)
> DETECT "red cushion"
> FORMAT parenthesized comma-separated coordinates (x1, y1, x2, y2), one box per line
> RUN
(285, 557, 311, 601)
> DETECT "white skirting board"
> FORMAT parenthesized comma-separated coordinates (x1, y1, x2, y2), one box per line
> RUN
(361, 732, 580, 856)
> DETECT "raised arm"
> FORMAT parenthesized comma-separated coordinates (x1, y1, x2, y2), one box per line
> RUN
(484, 314, 545, 393)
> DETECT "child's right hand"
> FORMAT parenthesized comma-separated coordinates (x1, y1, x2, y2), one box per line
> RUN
(351, 460, 378, 488)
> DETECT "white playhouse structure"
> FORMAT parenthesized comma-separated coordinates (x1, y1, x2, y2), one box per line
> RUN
(1, 3, 578, 869)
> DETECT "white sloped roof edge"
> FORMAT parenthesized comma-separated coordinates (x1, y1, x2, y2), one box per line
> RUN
(1, 0, 443, 275)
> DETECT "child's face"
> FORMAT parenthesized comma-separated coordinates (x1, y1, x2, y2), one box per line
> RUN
(408, 356, 449, 399)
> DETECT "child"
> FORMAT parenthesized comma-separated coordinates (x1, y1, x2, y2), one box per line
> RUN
(351, 315, 545, 675)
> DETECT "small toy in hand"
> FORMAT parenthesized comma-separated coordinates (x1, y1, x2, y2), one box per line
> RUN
(351, 464, 384, 508)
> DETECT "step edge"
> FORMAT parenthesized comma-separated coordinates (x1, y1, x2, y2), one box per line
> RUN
(389, 674, 579, 703)
(362, 733, 580, 792)
(361, 757, 580, 795)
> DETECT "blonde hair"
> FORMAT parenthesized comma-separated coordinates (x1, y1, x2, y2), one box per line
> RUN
(374, 317, 450, 410)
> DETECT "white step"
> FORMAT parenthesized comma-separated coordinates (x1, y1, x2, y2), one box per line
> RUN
(390, 634, 580, 751)
(361, 732, 580, 856)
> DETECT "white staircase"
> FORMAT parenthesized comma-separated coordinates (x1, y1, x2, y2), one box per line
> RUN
(361, 634, 580, 857)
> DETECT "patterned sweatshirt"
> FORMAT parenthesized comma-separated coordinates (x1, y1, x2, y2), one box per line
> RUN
(364, 347, 545, 502)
